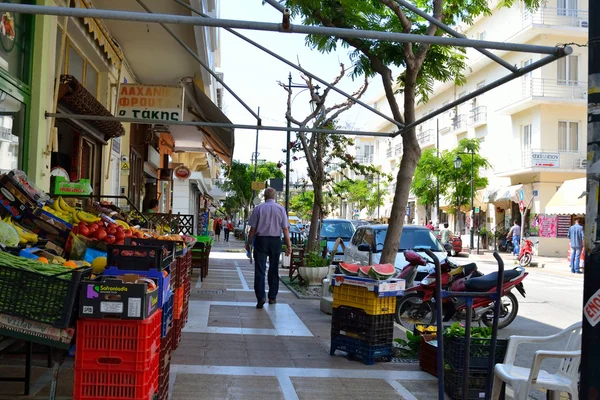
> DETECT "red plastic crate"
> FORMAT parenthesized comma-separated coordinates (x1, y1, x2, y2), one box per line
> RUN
(173, 288, 184, 320)
(158, 350, 171, 400)
(73, 352, 158, 400)
(171, 318, 183, 351)
(75, 310, 162, 371)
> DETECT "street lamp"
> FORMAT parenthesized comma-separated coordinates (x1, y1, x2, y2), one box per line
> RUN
(454, 150, 475, 252)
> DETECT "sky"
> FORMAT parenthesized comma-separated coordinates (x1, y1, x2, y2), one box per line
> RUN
(219, 0, 388, 181)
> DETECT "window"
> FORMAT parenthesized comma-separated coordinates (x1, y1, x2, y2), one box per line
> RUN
(522, 124, 532, 151)
(477, 31, 487, 40)
(56, 29, 100, 97)
(558, 121, 579, 152)
(557, 55, 579, 85)
(68, 46, 84, 83)
(557, 0, 578, 16)
(476, 81, 486, 89)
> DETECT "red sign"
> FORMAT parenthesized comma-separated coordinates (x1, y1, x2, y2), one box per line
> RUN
(174, 165, 191, 180)
(584, 287, 600, 327)
(519, 200, 524, 213)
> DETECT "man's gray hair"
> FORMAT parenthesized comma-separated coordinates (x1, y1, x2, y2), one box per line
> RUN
(264, 187, 277, 200)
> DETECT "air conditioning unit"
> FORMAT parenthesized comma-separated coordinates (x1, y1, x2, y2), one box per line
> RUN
(579, 20, 589, 28)
(579, 158, 588, 169)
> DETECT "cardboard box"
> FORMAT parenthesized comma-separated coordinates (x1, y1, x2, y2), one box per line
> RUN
(52, 176, 93, 196)
(0, 177, 34, 219)
(79, 275, 159, 320)
(331, 274, 405, 297)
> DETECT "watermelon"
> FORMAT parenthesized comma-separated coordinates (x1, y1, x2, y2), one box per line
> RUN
(358, 266, 372, 278)
(367, 263, 396, 280)
(339, 262, 360, 276)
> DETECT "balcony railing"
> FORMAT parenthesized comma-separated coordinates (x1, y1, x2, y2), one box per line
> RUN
(499, 148, 587, 173)
(394, 143, 402, 156)
(355, 154, 374, 164)
(451, 114, 468, 132)
(417, 129, 434, 146)
(386, 148, 393, 159)
(522, 7, 588, 28)
(513, 78, 587, 103)
(0, 127, 18, 143)
(469, 106, 487, 125)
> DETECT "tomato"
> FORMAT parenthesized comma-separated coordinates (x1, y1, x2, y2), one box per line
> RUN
(72, 226, 79, 235)
(115, 230, 125, 240)
(124, 229, 133, 238)
(107, 227, 117, 235)
(79, 226, 90, 237)
(135, 231, 144, 238)
(116, 225, 124, 231)
(115, 239, 125, 245)
(90, 223, 99, 230)
(105, 235, 116, 244)
(95, 228, 107, 241)
(79, 221, 88, 228)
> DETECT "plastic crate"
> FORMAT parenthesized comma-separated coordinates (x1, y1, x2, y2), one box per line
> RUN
(75, 310, 161, 371)
(103, 266, 171, 309)
(444, 368, 489, 400)
(173, 256, 185, 289)
(107, 244, 172, 271)
(330, 334, 392, 366)
(124, 238, 178, 260)
(444, 337, 508, 371)
(161, 290, 174, 339)
(0, 263, 90, 328)
(73, 352, 158, 400)
(419, 335, 438, 377)
(171, 318, 183, 351)
(332, 284, 396, 315)
(331, 323, 393, 346)
(331, 307, 393, 346)
(158, 347, 171, 400)
(173, 287, 184, 320)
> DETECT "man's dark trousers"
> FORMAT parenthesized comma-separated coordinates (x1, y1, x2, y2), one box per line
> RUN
(253, 236, 281, 302)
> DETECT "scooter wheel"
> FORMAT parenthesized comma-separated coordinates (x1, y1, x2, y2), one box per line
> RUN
(520, 253, 532, 267)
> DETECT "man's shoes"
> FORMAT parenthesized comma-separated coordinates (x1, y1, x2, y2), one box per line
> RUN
(256, 298, 266, 309)
(268, 299, 276, 305)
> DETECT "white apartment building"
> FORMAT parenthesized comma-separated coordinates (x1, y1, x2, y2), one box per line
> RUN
(358, 0, 588, 256)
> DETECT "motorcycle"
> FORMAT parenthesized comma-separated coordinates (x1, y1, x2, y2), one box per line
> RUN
(395, 254, 528, 330)
(498, 236, 514, 253)
(518, 238, 536, 267)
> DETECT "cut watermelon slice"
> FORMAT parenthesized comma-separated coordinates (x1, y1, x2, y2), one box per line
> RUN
(358, 266, 372, 278)
(339, 262, 360, 276)
(367, 263, 396, 280)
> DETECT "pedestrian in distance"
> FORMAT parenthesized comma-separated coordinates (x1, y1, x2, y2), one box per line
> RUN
(426, 220, 434, 232)
(224, 217, 233, 242)
(214, 217, 222, 241)
(507, 220, 521, 257)
(568, 217, 584, 274)
(208, 215, 215, 240)
(440, 222, 451, 245)
(246, 187, 292, 309)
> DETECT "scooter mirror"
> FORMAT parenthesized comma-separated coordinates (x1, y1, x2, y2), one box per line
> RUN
(404, 250, 427, 266)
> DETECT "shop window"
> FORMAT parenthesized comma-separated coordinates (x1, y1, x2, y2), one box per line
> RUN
(0, 4, 33, 86)
(558, 121, 579, 152)
(0, 92, 24, 173)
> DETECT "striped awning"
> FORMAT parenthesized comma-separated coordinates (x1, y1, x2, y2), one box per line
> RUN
(73, 0, 124, 68)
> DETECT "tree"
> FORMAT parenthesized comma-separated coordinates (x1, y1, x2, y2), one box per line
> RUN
(285, 0, 540, 263)
(411, 148, 442, 219)
(289, 190, 314, 220)
(281, 65, 378, 250)
(218, 161, 284, 221)
(334, 178, 390, 219)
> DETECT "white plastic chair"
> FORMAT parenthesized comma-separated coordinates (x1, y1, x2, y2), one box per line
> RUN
(492, 321, 582, 400)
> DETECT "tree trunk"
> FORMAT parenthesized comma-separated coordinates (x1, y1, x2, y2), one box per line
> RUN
(307, 183, 323, 251)
(380, 74, 421, 264)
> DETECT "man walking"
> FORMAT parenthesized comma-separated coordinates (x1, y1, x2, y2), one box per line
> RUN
(507, 220, 521, 258)
(246, 188, 292, 309)
(440, 222, 451, 245)
(568, 218, 584, 274)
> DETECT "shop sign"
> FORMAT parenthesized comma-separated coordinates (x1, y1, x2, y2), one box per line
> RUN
(174, 165, 191, 180)
(251, 181, 266, 190)
(117, 84, 184, 122)
(531, 152, 559, 168)
(584, 287, 600, 327)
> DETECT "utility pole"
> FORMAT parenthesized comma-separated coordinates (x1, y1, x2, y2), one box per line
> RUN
(581, 3, 600, 396)
(436, 119, 440, 224)
(377, 173, 380, 221)
(251, 107, 260, 205)
(285, 73, 292, 213)
(470, 149, 474, 252)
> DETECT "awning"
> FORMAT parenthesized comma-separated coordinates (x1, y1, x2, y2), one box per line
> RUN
(481, 184, 532, 210)
(58, 75, 125, 139)
(545, 178, 586, 215)
(184, 79, 234, 165)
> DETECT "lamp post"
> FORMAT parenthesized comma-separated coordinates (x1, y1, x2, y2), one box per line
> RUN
(454, 149, 475, 252)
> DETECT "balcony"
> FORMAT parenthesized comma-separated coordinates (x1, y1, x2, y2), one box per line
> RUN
(498, 78, 587, 115)
(497, 148, 587, 176)
(355, 154, 374, 164)
(386, 148, 393, 159)
(468, 106, 487, 128)
(417, 129, 435, 147)
(394, 143, 402, 156)
(522, 7, 588, 29)
(451, 115, 468, 134)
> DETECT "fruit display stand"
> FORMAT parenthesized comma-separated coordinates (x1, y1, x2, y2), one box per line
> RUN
(330, 272, 403, 365)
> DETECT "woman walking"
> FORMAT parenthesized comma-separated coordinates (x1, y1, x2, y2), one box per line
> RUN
(214, 217, 222, 241)
(224, 217, 233, 242)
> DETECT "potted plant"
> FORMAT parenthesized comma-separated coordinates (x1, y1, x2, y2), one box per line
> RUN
(479, 227, 489, 249)
(299, 251, 331, 285)
(281, 245, 291, 268)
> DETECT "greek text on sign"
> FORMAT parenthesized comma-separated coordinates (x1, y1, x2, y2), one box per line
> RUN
(117, 84, 184, 122)
(584, 287, 600, 327)
(531, 152, 560, 168)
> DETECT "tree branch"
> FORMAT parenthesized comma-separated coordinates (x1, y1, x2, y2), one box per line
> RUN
(416, 0, 444, 66)
(378, 0, 413, 61)
(322, 75, 369, 127)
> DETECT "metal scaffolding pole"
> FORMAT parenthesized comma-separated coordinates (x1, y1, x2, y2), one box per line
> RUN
(170, 0, 400, 128)
(263, 0, 286, 13)
(135, 0, 260, 123)
(395, 49, 572, 137)
(0, 4, 564, 55)
(45, 112, 393, 137)
(394, 0, 517, 72)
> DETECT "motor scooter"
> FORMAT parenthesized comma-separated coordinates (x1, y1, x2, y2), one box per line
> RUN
(398, 250, 482, 289)
(498, 236, 514, 253)
(518, 238, 537, 267)
(395, 254, 527, 330)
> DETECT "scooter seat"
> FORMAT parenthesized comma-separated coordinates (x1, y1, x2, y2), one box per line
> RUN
(464, 269, 522, 292)
(461, 263, 478, 276)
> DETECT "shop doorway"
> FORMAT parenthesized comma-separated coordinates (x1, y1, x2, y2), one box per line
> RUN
(0, 90, 25, 173)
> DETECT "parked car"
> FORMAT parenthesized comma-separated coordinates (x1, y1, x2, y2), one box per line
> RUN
(343, 224, 449, 283)
(320, 219, 356, 264)
(433, 229, 463, 256)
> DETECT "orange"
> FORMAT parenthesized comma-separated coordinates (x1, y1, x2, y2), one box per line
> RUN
(37, 257, 49, 264)
(63, 260, 77, 268)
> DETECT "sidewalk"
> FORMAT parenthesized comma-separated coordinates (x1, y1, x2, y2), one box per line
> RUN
(170, 237, 441, 400)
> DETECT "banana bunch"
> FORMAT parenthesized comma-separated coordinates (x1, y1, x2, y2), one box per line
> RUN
(115, 219, 130, 229)
(45, 197, 101, 225)
(3, 216, 38, 244)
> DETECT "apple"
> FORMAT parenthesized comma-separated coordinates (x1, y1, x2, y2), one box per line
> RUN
(89, 223, 99, 231)
(105, 235, 116, 244)
(95, 228, 107, 241)
(72, 226, 79, 235)
(79, 226, 90, 237)
(116, 225, 124, 231)
(115, 230, 125, 240)
(115, 239, 124, 245)
(124, 229, 133, 238)
(135, 231, 144, 238)
(79, 221, 88, 228)
(107, 227, 117, 235)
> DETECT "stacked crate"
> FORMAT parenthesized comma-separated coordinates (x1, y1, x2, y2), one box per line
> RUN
(330, 277, 399, 365)
(74, 310, 162, 400)
(172, 248, 190, 350)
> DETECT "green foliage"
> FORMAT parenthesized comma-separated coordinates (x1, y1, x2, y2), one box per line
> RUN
(333, 177, 390, 218)
(289, 190, 315, 219)
(304, 250, 330, 268)
(411, 139, 490, 213)
(218, 161, 284, 214)
(394, 330, 421, 359)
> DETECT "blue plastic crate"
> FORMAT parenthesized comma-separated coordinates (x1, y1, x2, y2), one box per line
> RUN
(103, 265, 171, 308)
(330, 334, 393, 365)
(161, 290, 174, 338)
